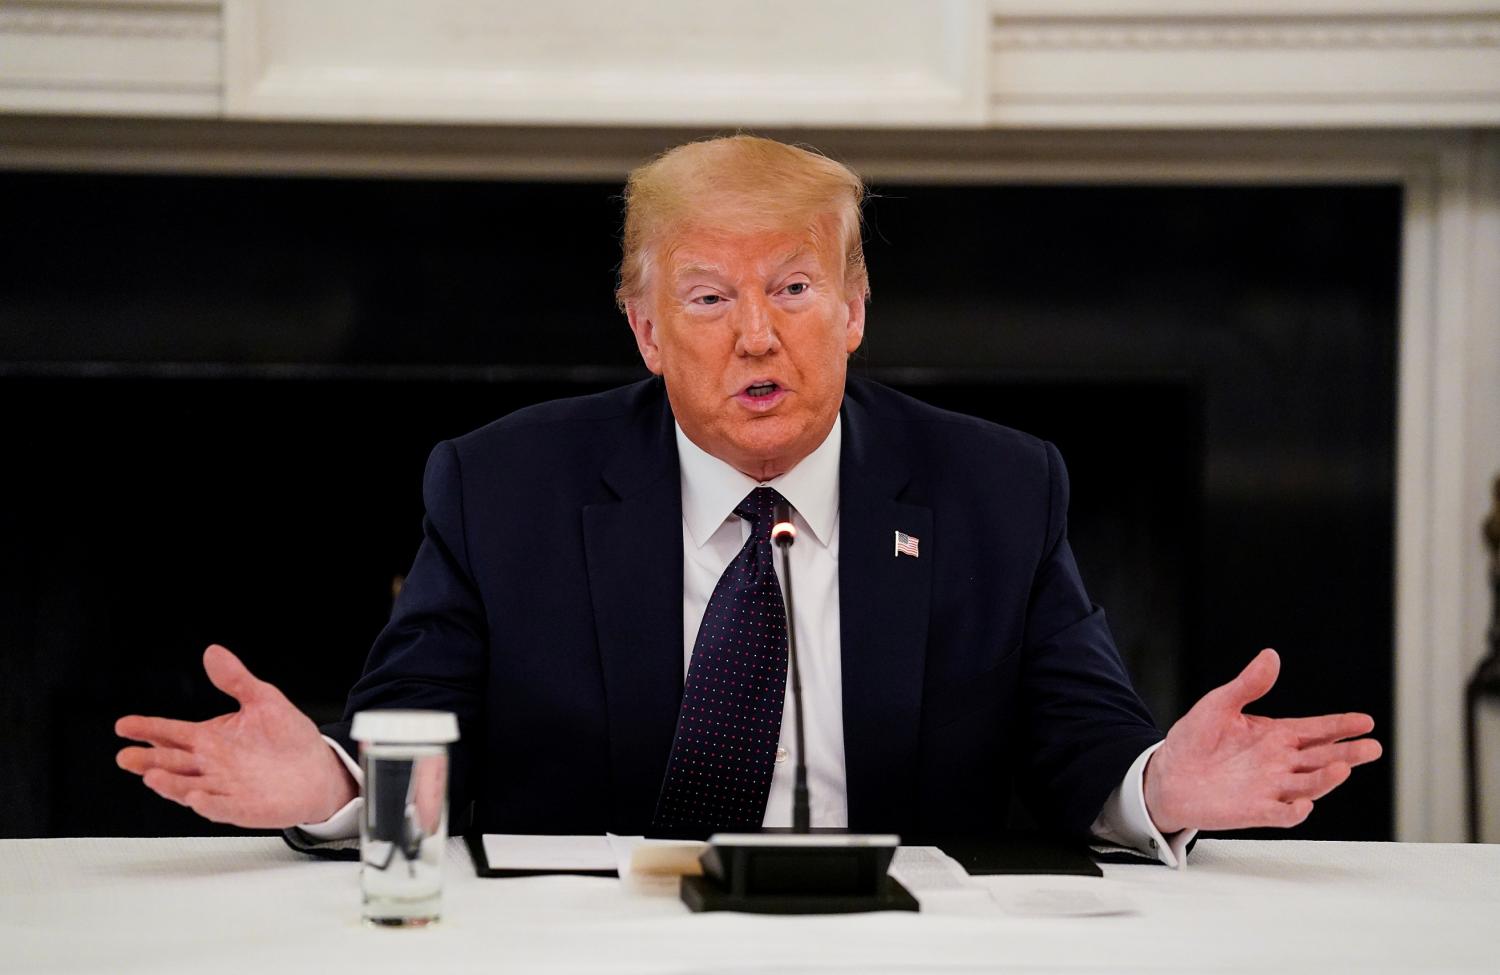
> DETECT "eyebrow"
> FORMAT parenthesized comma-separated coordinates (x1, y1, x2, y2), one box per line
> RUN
(770, 247, 815, 270)
(673, 263, 725, 281)
(672, 249, 817, 282)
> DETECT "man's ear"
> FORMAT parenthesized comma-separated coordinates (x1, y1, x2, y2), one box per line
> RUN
(843, 293, 867, 356)
(625, 301, 664, 375)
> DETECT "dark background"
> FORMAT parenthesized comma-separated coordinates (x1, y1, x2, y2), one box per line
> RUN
(0, 172, 1398, 840)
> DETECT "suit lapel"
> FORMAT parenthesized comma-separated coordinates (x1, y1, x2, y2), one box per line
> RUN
(839, 389, 933, 833)
(582, 385, 684, 833)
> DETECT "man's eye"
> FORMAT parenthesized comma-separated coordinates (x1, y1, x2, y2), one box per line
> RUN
(784, 282, 809, 296)
(695, 294, 722, 305)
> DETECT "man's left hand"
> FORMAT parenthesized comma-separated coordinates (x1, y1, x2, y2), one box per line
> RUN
(1143, 648, 1382, 835)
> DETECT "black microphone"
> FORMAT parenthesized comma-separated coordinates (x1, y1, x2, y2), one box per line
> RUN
(770, 499, 810, 834)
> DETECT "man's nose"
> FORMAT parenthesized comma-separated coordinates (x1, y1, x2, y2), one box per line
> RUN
(734, 296, 780, 357)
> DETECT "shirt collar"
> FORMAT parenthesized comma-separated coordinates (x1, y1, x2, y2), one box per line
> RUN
(676, 415, 841, 550)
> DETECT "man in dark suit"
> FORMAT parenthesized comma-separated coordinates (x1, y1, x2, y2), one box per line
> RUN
(115, 136, 1381, 861)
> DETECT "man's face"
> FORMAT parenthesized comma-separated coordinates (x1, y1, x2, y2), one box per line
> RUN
(626, 219, 866, 480)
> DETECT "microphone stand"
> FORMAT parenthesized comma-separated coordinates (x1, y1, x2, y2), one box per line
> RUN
(679, 501, 916, 914)
(772, 501, 811, 834)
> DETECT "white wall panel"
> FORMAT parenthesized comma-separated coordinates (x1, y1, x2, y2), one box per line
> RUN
(222, 0, 989, 127)
(987, 6, 1500, 127)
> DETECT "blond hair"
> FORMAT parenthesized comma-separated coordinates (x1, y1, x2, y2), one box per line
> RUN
(615, 135, 869, 312)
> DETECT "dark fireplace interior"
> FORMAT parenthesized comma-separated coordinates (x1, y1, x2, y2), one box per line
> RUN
(0, 171, 1399, 841)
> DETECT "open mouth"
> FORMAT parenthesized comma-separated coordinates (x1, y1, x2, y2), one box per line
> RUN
(744, 381, 780, 399)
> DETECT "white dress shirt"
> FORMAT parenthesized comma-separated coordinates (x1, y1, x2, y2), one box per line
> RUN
(304, 416, 1194, 867)
(677, 416, 847, 829)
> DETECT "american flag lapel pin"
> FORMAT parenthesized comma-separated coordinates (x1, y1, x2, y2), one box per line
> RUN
(894, 530, 920, 558)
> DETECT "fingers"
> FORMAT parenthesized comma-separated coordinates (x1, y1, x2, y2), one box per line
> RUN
(158, 781, 280, 828)
(1280, 763, 1352, 802)
(142, 768, 225, 806)
(116, 745, 202, 777)
(202, 644, 263, 706)
(1280, 712, 1377, 748)
(141, 772, 247, 826)
(1294, 737, 1383, 772)
(152, 780, 243, 822)
(1257, 798, 1315, 828)
(115, 715, 201, 749)
(1211, 648, 1280, 711)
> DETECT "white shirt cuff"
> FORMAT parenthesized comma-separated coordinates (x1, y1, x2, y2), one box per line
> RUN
(1088, 740, 1197, 869)
(294, 736, 364, 841)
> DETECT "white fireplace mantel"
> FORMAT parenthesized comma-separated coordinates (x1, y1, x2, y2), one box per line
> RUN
(2, 1, 1499, 845)
(3, 1, 1500, 127)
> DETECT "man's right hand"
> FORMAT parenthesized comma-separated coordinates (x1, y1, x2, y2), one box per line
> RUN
(115, 644, 358, 829)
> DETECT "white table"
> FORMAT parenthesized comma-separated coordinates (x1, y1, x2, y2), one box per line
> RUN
(3, 837, 1497, 973)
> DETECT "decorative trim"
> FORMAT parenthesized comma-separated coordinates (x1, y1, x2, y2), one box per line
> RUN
(991, 17, 1500, 50)
(0, 118, 1445, 181)
(0, 4, 220, 42)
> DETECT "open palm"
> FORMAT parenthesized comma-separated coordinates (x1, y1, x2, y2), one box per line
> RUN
(116, 645, 357, 828)
(1144, 648, 1382, 834)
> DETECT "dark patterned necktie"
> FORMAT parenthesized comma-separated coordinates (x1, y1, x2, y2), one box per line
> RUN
(653, 486, 789, 834)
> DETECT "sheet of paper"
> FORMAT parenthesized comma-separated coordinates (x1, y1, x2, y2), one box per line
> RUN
(481, 834, 616, 872)
(987, 875, 1137, 917)
(890, 847, 1135, 917)
(886, 846, 998, 914)
(888, 846, 983, 893)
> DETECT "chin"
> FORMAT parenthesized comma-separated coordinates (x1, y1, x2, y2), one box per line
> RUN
(728, 424, 805, 471)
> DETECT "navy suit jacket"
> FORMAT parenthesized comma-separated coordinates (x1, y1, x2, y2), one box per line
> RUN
(325, 375, 1162, 839)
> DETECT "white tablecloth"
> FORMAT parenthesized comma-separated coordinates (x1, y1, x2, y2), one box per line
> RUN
(2, 837, 1497, 973)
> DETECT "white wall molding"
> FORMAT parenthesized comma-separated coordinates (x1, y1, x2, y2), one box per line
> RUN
(0, 0, 221, 117)
(0, 3, 220, 41)
(0, 117, 1448, 181)
(986, 4, 1500, 127)
(990, 19, 1500, 51)
(3, 2, 1499, 128)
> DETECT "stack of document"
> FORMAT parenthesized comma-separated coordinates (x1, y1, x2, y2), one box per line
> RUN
(476, 834, 1136, 915)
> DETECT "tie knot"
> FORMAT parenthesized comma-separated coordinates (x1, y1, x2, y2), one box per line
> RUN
(734, 486, 786, 540)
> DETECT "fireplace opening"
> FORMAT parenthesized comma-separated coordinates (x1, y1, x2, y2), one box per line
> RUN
(0, 172, 1399, 841)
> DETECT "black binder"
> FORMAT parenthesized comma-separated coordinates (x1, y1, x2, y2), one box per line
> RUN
(917, 832, 1103, 878)
(464, 832, 619, 879)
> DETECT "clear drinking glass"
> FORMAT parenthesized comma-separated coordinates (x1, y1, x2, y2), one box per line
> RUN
(351, 710, 460, 927)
